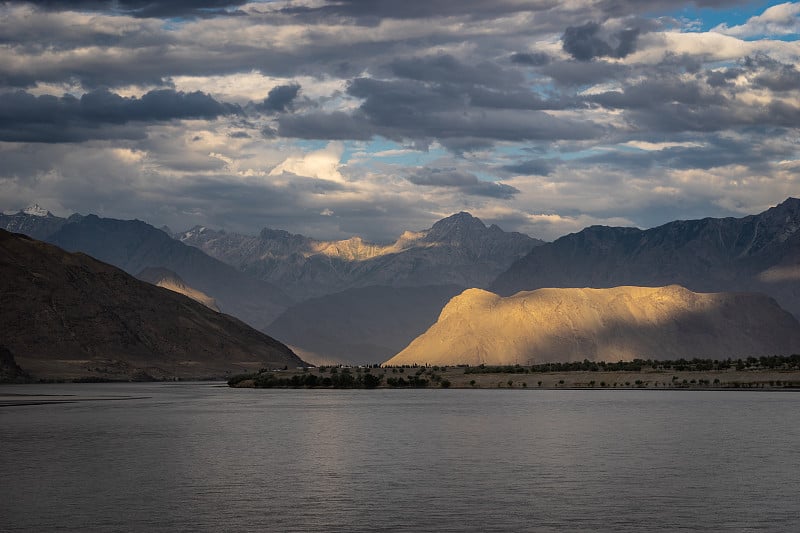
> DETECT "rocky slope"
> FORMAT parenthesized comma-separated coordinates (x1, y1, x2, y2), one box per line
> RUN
(0, 229, 304, 380)
(46, 215, 293, 329)
(491, 198, 800, 318)
(136, 267, 220, 312)
(0, 345, 30, 383)
(181, 212, 541, 300)
(385, 286, 800, 367)
(266, 284, 465, 365)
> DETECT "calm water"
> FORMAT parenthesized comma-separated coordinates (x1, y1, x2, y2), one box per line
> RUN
(1, 383, 798, 532)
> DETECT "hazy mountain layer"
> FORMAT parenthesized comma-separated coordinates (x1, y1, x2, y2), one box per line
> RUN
(46, 215, 293, 329)
(491, 198, 800, 318)
(266, 284, 465, 365)
(137, 267, 220, 312)
(181, 212, 541, 300)
(0, 229, 304, 380)
(384, 286, 800, 367)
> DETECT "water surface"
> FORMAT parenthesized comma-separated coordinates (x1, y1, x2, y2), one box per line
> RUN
(1, 383, 797, 532)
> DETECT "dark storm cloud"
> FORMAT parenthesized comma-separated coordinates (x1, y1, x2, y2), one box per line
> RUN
(743, 56, 800, 92)
(540, 60, 630, 86)
(278, 77, 601, 147)
(277, 111, 374, 141)
(14, 1, 248, 18)
(389, 54, 522, 88)
(256, 84, 301, 113)
(280, 0, 558, 22)
(280, 0, 747, 24)
(562, 22, 640, 61)
(0, 88, 238, 142)
(590, 78, 725, 110)
(703, 55, 800, 92)
(587, 71, 800, 133)
(501, 159, 555, 176)
(406, 168, 519, 199)
(510, 52, 551, 66)
(579, 133, 790, 173)
(705, 68, 742, 87)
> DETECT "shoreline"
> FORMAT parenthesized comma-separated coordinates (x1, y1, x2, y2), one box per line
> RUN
(229, 367, 800, 390)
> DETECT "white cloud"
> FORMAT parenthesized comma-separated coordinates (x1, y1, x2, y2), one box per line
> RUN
(621, 141, 704, 151)
(269, 142, 346, 183)
(713, 2, 800, 38)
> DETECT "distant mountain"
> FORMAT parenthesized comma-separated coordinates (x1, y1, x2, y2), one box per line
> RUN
(0, 229, 305, 380)
(45, 215, 293, 330)
(384, 286, 800, 366)
(491, 198, 800, 319)
(266, 284, 465, 365)
(181, 212, 542, 300)
(136, 267, 220, 312)
(0, 205, 66, 240)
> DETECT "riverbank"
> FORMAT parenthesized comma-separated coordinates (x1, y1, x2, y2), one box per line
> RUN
(229, 366, 800, 390)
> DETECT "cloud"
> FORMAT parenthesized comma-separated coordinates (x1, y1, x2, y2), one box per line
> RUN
(277, 75, 600, 147)
(1, 0, 799, 246)
(16, 1, 248, 18)
(713, 2, 800, 38)
(406, 168, 519, 199)
(389, 54, 523, 88)
(269, 142, 347, 183)
(562, 22, 641, 61)
(0, 88, 238, 142)
(510, 52, 551, 66)
(256, 83, 301, 113)
(501, 159, 555, 176)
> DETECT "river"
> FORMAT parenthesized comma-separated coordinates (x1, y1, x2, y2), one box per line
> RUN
(1, 383, 797, 532)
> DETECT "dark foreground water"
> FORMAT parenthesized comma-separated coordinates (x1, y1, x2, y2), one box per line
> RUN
(1, 383, 798, 532)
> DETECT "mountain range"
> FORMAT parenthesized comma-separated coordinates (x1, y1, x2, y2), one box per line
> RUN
(0, 211, 293, 330)
(180, 212, 541, 300)
(385, 285, 800, 366)
(0, 229, 303, 380)
(4, 198, 799, 368)
(491, 198, 800, 319)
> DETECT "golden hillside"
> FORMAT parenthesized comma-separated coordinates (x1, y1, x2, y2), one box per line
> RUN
(384, 286, 800, 366)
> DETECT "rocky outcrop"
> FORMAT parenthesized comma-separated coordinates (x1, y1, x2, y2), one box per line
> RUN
(384, 286, 800, 366)
(491, 198, 800, 319)
(0, 229, 305, 380)
(181, 212, 542, 300)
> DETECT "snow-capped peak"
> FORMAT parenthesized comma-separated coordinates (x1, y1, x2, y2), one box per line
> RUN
(22, 204, 50, 217)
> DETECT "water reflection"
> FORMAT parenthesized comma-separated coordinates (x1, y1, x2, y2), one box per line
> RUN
(1, 384, 799, 532)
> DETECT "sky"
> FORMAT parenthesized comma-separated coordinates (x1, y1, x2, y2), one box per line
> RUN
(0, 1, 799, 242)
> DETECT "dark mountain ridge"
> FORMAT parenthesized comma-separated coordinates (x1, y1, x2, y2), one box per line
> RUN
(491, 198, 800, 318)
(46, 214, 293, 329)
(0, 229, 304, 380)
